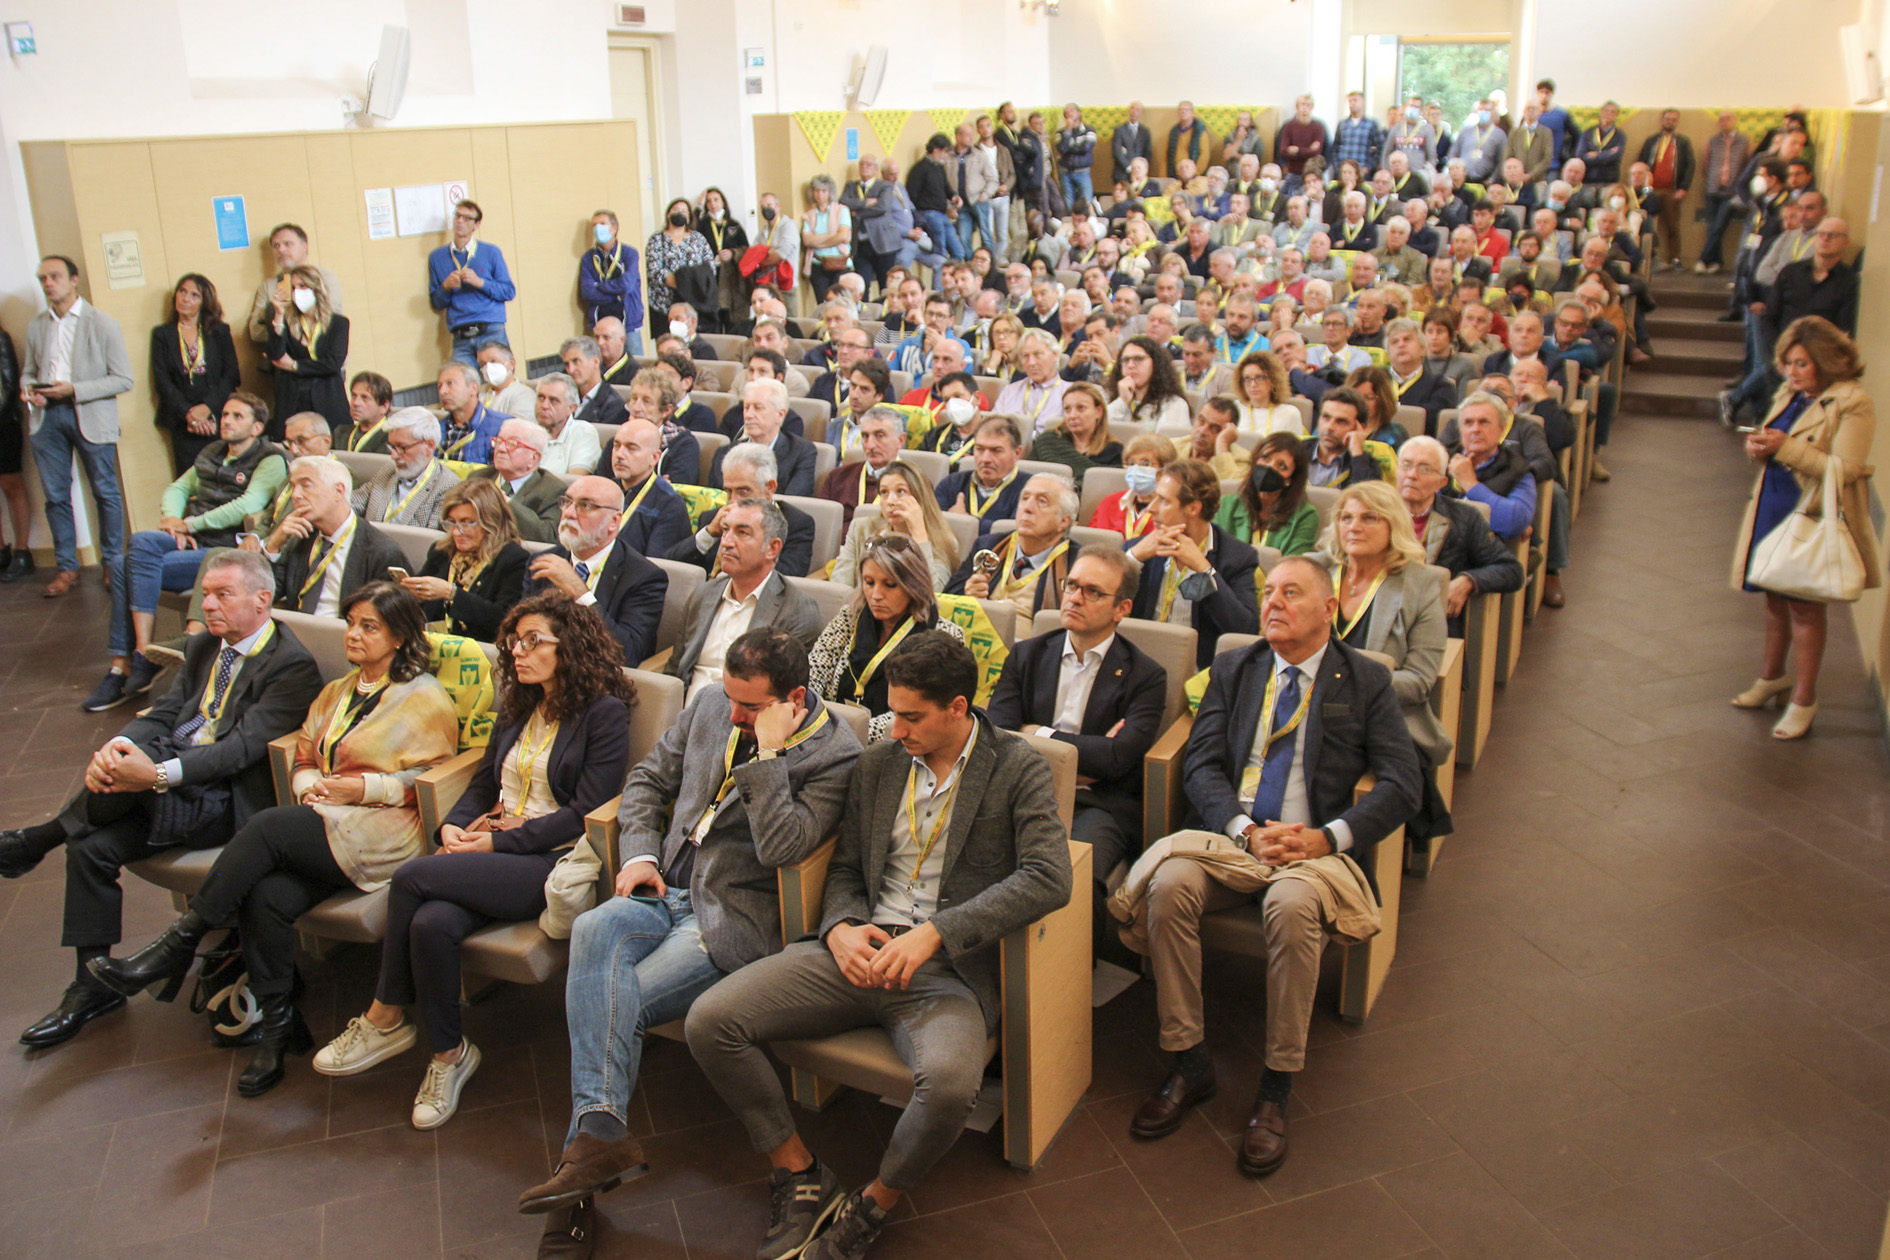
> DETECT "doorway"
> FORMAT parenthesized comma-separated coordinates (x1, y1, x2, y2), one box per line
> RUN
(607, 38, 666, 249)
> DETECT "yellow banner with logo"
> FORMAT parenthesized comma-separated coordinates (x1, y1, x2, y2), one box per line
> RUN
(795, 110, 847, 161)
(935, 593, 1008, 706)
(864, 109, 911, 156)
(426, 633, 495, 750)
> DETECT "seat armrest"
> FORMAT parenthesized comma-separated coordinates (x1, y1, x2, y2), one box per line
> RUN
(778, 836, 839, 943)
(999, 838, 1093, 1169)
(1143, 715, 1193, 843)
(416, 748, 486, 844)
(639, 647, 673, 672)
(585, 795, 624, 873)
(268, 732, 301, 808)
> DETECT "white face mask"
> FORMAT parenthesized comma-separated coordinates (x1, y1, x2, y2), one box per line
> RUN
(1259, 177, 1277, 192)
(291, 288, 316, 313)
(1608, 196, 1625, 210)
(1751, 176, 1770, 197)
(669, 319, 691, 338)
(482, 361, 509, 387)
(944, 396, 977, 426)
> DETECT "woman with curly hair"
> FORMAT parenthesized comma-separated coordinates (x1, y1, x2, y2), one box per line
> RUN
(1105, 334, 1191, 428)
(807, 535, 965, 740)
(89, 582, 459, 1097)
(314, 593, 636, 1129)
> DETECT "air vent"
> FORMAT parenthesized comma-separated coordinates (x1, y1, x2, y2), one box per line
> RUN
(617, 5, 647, 25)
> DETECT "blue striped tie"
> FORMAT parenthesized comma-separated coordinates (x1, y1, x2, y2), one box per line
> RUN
(1250, 666, 1301, 825)
(174, 646, 239, 745)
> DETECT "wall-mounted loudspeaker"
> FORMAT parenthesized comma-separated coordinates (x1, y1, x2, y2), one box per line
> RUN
(856, 45, 888, 107)
(365, 25, 411, 120)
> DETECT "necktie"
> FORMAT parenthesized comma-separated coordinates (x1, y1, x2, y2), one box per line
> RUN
(174, 646, 239, 744)
(1249, 666, 1302, 825)
(574, 561, 591, 584)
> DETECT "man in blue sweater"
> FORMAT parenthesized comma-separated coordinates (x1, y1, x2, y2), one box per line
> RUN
(429, 199, 517, 366)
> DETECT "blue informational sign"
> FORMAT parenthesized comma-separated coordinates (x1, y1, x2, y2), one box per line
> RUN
(213, 196, 250, 251)
(846, 128, 859, 161)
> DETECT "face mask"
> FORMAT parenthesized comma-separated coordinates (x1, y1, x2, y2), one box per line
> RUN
(761, 205, 777, 222)
(1250, 465, 1287, 494)
(593, 223, 613, 245)
(482, 361, 509, 387)
(1547, 199, 1565, 211)
(1123, 464, 1159, 495)
(1259, 177, 1277, 192)
(1608, 196, 1625, 210)
(1478, 110, 1492, 126)
(1405, 106, 1420, 121)
(710, 208, 725, 220)
(944, 397, 976, 427)
(291, 288, 316, 313)
(668, 212, 688, 228)
(669, 319, 691, 338)
(1751, 176, 1769, 197)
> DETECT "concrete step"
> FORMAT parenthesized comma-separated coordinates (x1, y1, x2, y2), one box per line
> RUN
(1647, 279, 1735, 311)
(1621, 370, 1722, 419)
(1645, 338, 1745, 377)
(1647, 306, 1744, 344)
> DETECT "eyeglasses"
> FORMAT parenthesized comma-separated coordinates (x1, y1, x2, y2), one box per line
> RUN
(386, 438, 427, 457)
(1396, 459, 1446, 476)
(1061, 579, 1124, 604)
(507, 632, 559, 655)
(559, 496, 613, 514)
(444, 519, 483, 534)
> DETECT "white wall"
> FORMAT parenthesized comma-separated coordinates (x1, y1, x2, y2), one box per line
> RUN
(1048, 0, 1319, 105)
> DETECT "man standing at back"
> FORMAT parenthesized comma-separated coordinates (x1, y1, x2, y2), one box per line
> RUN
(21, 255, 133, 598)
(247, 224, 343, 344)
(429, 199, 516, 366)
(579, 210, 643, 350)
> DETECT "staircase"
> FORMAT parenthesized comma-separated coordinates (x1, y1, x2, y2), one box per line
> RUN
(1620, 271, 1746, 419)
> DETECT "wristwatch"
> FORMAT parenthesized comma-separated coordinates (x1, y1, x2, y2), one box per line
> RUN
(756, 747, 782, 762)
(153, 763, 170, 794)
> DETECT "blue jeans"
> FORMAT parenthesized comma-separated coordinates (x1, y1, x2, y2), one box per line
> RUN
(563, 886, 726, 1145)
(1699, 193, 1738, 267)
(30, 400, 124, 575)
(952, 210, 977, 257)
(1547, 481, 1570, 574)
(625, 328, 645, 356)
(1729, 315, 1778, 417)
(111, 531, 210, 656)
(449, 321, 508, 367)
(975, 198, 1011, 262)
(915, 210, 965, 277)
(1060, 168, 1093, 214)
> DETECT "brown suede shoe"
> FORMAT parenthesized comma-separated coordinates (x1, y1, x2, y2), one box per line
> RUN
(42, 570, 79, 598)
(536, 1197, 596, 1259)
(1129, 1069, 1217, 1140)
(1238, 1100, 1289, 1177)
(518, 1133, 649, 1214)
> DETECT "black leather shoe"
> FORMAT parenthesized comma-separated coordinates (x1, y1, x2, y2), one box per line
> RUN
(1129, 1069, 1217, 1139)
(537, 1197, 597, 1259)
(0, 828, 55, 879)
(87, 909, 210, 1001)
(237, 992, 314, 1098)
(20, 981, 126, 1048)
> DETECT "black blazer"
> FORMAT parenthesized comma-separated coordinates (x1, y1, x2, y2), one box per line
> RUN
(418, 540, 529, 642)
(531, 533, 668, 665)
(121, 621, 323, 826)
(709, 431, 816, 498)
(985, 629, 1169, 836)
(150, 322, 240, 434)
(273, 514, 404, 614)
(619, 475, 695, 560)
(1183, 637, 1423, 896)
(445, 693, 631, 854)
(1392, 368, 1456, 436)
(1426, 496, 1524, 634)
(576, 383, 630, 429)
(667, 498, 815, 579)
(265, 314, 350, 433)
(659, 426, 701, 486)
(1126, 525, 1260, 667)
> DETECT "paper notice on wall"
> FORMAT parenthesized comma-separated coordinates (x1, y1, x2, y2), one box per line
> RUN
(442, 178, 469, 209)
(101, 230, 144, 289)
(395, 183, 447, 237)
(364, 188, 396, 240)
(212, 195, 249, 251)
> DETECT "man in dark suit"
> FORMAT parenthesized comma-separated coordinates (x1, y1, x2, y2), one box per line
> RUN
(270, 455, 405, 616)
(669, 441, 815, 578)
(470, 418, 563, 542)
(709, 379, 815, 498)
(1127, 459, 1259, 667)
(807, 329, 873, 422)
(608, 418, 694, 559)
(667, 500, 822, 699)
(1135, 556, 1421, 1175)
(1480, 309, 1562, 380)
(933, 414, 1026, 528)
(1394, 435, 1524, 635)
(1112, 101, 1154, 186)
(1383, 319, 1455, 436)
(987, 545, 1167, 962)
(527, 474, 668, 666)
(562, 335, 631, 430)
(686, 632, 1073, 1259)
(0, 549, 323, 1047)
(624, 361, 702, 484)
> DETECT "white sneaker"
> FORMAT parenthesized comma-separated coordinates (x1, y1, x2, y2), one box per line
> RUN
(411, 1039, 482, 1129)
(313, 1015, 417, 1076)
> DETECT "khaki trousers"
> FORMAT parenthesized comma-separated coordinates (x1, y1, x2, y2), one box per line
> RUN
(1655, 189, 1684, 262)
(1144, 856, 1327, 1071)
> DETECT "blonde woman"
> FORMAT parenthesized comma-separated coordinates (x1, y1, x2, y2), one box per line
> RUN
(1315, 479, 1451, 766)
(1087, 432, 1177, 539)
(808, 534, 966, 740)
(405, 477, 529, 642)
(266, 264, 349, 430)
(830, 460, 960, 589)
(1232, 351, 1303, 436)
(1029, 382, 1122, 487)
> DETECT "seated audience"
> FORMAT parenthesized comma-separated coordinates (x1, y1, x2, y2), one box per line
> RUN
(315, 594, 635, 1129)
(90, 583, 457, 1095)
(527, 474, 668, 664)
(338, 370, 394, 454)
(476, 342, 537, 422)
(435, 361, 506, 465)
(991, 328, 1071, 436)
(1188, 396, 1254, 482)
(917, 390, 985, 462)
(1108, 335, 1193, 428)
(1231, 353, 1303, 437)
(354, 408, 462, 530)
(407, 478, 531, 642)
(1305, 388, 1394, 487)
(1028, 382, 1122, 487)
(1135, 556, 1420, 1173)
(0, 551, 323, 1049)
(1381, 317, 1454, 433)
(817, 404, 907, 532)
(562, 336, 631, 430)
(810, 328, 874, 419)
(824, 357, 894, 458)
(1128, 458, 1260, 666)
(1344, 366, 1411, 447)
(265, 266, 350, 431)
(624, 363, 701, 486)
(832, 461, 960, 590)
(1306, 308, 1372, 378)
(673, 442, 816, 579)
(1394, 436, 1524, 635)
(1215, 431, 1320, 556)
(948, 471, 1079, 637)
(468, 417, 561, 543)
(593, 315, 639, 387)
(274, 456, 407, 616)
(936, 414, 1028, 527)
(1089, 433, 1180, 540)
(533, 374, 603, 477)
(1421, 310, 1482, 397)
(1445, 391, 1537, 540)
(711, 379, 816, 498)
(609, 418, 694, 559)
(809, 535, 969, 739)
(515, 628, 860, 1249)
(683, 632, 1072, 1260)
(668, 498, 823, 699)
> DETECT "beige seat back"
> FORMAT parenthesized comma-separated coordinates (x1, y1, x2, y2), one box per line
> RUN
(1079, 466, 1128, 524)
(650, 558, 706, 655)
(334, 449, 394, 488)
(624, 669, 686, 766)
(779, 495, 845, 570)
(693, 431, 727, 486)
(1305, 484, 1340, 532)
(785, 575, 854, 629)
(272, 609, 351, 681)
(380, 523, 443, 571)
(1025, 613, 1198, 730)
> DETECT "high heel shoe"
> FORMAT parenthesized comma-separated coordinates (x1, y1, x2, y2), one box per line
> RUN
(87, 909, 211, 1001)
(1731, 676, 1793, 709)
(238, 992, 314, 1098)
(1773, 702, 1818, 740)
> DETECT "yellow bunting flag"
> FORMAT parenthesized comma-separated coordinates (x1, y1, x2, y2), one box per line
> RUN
(864, 109, 910, 156)
(1193, 106, 1245, 143)
(1565, 106, 1639, 132)
(794, 110, 846, 161)
(928, 108, 971, 141)
(1083, 105, 1128, 140)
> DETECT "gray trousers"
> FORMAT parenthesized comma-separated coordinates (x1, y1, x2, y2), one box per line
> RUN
(685, 939, 988, 1191)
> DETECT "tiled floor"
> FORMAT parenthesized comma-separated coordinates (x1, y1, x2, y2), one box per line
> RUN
(2, 406, 1889, 1260)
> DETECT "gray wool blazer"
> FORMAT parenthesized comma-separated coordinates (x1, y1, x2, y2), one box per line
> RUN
(22, 301, 135, 445)
(1337, 560, 1453, 767)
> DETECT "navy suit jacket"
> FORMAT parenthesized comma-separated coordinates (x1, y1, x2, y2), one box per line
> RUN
(529, 533, 667, 665)
(618, 474, 694, 559)
(1124, 524, 1259, 667)
(709, 431, 816, 497)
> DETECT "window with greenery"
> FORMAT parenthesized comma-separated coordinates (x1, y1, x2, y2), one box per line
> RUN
(1397, 40, 1511, 130)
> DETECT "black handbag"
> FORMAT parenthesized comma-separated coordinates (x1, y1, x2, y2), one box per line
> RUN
(190, 930, 262, 1047)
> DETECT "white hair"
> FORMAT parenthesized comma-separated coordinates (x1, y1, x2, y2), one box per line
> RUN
(743, 377, 790, 412)
(291, 454, 353, 496)
(1401, 435, 1449, 473)
(724, 441, 779, 485)
(500, 416, 547, 454)
(386, 407, 441, 446)
(1026, 471, 1079, 528)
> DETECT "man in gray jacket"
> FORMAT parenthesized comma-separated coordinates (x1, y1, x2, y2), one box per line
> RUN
(515, 627, 861, 1255)
(686, 632, 1073, 1260)
(21, 255, 133, 596)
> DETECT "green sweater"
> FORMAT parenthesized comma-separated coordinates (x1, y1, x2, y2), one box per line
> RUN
(1213, 495, 1320, 556)
(1025, 432, 1122, 489)
(160, 450, 290, 533)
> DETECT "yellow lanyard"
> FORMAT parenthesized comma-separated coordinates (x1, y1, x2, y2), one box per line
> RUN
(318, 672, 387, 774)
(707, 219, 727, 253)
(837, 421, 862, 459)
(1343, 219, 1365, 244)
(180, 326, 205, 376)
(348, 418, 387, 452)
(1021, 383, 1054, 426)
(1791, 233, 1812, 262)
(1120, 491, 1155, 540)
(451, 242, 476, 271)
(298, 516, 356, 598)
(970, 469, 1018, 517)
(442, 412, 483, 459)
(620, 474, 658, 526)
(382, 465, 434, 523)
(1239, 663, 1316, 802)
(698, 707, 832, 834)
(195, 621, 277, 732)
(1156, 558, 1186, 621)
(844, 613, 917, 699)
(1392, 370, 1420, 399)
(856, 462, 883, 506)
(509, 714, 560, 816)
(269, 480, 293, 520)
(996, 533, 1069, 597)
(903, 753, 965, 892)
(1334, 567, 1387, 640)
(591, 245, 623, 281)
(294, 316, 322, 358)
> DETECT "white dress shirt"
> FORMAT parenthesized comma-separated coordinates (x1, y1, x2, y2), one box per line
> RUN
(540, 418, 602, 477)
(876, 721, 979, 927)
(570, 540, 612, 609)
(688, 581, 761, 701)
(45, 297, 87, 385)
(309, 520, 357, 618)
(1222, 641, 1355, 852)
(1037, 631, 1113, 737)
(144, 619, 275, 786)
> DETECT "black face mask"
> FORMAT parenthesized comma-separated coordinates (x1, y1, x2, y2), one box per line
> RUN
(668, 212, 689, 228)
(761, 206, 777, 222)
(1251, 464, 1288, 494)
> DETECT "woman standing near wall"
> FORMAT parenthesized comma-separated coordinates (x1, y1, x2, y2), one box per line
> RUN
(151, 274, 240, 473)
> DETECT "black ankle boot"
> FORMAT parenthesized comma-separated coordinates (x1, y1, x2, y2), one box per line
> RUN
(238, 992, 314, 1098)
(86, 909, 211, 1001)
